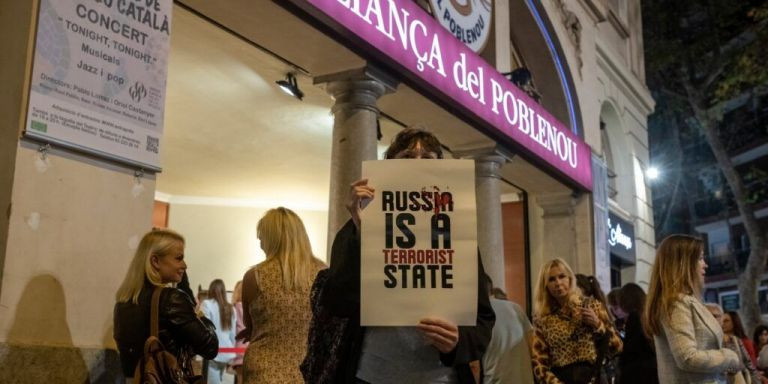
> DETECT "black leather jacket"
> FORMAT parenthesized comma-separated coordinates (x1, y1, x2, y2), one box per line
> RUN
(113, 282, 218, 377)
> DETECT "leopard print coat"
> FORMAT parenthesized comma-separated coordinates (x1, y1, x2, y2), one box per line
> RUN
(531, 296, 622, 384)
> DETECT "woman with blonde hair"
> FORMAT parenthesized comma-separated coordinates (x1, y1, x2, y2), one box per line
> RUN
(644, 234, 741, 383)
(239, 207, 326, 383)
(113, 228, 218, 381)
(530, 258, 622, 384)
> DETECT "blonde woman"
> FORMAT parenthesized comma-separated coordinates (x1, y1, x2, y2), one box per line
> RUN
(240, 207, 326, 383)
(530, 258, 622, 384)
(113, 229, 218, 381)
(644, 235, 742, 383)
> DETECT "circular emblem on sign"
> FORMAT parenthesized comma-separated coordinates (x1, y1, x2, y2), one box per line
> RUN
(429, 0, 493, 52)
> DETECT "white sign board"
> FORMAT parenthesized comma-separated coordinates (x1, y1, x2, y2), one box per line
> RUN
(429, 0, 493, 53)
(360, 160, 478, 326)
(25, 0, 173, 171)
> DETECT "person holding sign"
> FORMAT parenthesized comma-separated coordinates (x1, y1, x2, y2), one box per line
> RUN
(315, 128, 495, 384)
(530, 258, 622, 384)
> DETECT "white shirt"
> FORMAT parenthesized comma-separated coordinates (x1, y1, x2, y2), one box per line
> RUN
(482, 299, 534, 384)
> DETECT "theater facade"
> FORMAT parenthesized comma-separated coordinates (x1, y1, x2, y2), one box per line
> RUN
(0, 0, 654, 380)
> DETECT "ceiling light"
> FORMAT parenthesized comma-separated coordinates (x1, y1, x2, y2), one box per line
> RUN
(276, 73, 304, 101)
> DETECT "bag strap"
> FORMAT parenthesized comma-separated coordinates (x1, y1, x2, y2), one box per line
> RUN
(151, 286, 162, 337)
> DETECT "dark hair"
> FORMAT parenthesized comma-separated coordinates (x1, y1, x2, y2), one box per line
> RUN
(483, 274, 493, 296)
(576, 274, 612, 319)
(607, 288, 620, 307)
(208, 279, 233, 331)
(753, 324, 768, 350)
(383, 128, 443, 159)
(725, 311, 748, 339)
(491, 288, 508, 300)
(618, 283, 647, 316)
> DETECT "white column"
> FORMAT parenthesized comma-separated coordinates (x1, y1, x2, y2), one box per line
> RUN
(537, 192, 578, 268)
(535, 190, 595, 276)
(475, 155, 507, 288)
(314, 67, 397, 255)
(454, 146, 509, 288)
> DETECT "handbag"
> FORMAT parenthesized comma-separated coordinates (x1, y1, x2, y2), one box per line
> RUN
(133, 287, 205, 384)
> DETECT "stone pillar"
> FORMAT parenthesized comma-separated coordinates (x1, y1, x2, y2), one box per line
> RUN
(314, 67, 397, 255)
(535, 190, 595, 281)
(537, 192, 578, 269)
(475, 155, 507, 288)
(454, 147, 509, 288)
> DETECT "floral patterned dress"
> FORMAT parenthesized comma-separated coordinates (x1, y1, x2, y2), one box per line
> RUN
(242, 260, 325, 383)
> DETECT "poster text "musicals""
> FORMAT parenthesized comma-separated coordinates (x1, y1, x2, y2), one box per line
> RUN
(381, 190, 455, 289)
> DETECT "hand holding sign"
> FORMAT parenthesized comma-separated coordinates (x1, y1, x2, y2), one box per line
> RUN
(346, 178, 375, 229)
(418, 317, 459, 354)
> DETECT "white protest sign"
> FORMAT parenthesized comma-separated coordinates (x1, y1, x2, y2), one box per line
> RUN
(25, 0, 172, 170)
(360, 159, 478, 326)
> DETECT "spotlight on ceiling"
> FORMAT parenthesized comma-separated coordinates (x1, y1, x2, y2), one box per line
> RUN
(276, 73, 304, 101)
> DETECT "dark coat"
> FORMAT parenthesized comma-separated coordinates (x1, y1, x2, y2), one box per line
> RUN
(113, 283, 218, 377)
(318, 220, 495, 383)
(618, 312, 659, 384)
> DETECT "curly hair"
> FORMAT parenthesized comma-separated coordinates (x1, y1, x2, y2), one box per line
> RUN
(383, 127, 444, 159)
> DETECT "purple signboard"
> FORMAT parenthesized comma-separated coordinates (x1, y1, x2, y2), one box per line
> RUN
(285, 0, 592, 190)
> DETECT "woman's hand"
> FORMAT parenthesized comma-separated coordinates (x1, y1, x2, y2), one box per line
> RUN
(346, 178, 375, 230)
(418, 317, 459, 354)
(581, 306, 600, 329)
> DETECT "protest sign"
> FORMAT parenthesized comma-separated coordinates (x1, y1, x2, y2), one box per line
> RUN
(360, 159, 477, 326)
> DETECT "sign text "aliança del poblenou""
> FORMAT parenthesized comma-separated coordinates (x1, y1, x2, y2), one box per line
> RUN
(318, 0, 591, 188)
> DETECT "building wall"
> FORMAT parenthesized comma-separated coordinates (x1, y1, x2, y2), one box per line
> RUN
(0, 1, 155, 381)
(0, 145, 155, 382)
(534, 0, 656, 286)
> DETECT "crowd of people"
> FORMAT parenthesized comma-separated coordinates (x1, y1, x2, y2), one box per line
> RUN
(112, 129, 768, 384)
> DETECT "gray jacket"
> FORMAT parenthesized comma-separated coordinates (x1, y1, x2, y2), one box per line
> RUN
(654, 295, 741, 384)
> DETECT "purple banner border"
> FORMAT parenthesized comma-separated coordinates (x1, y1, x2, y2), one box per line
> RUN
(281, 0, 593, 191)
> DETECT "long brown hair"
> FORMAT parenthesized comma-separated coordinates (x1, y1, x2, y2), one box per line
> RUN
(644, 234, 704, 337)
(208, 279, 233, 331)
(725, 311, 748, 339)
